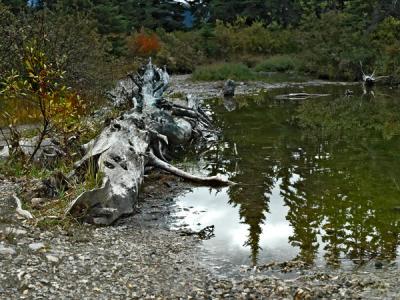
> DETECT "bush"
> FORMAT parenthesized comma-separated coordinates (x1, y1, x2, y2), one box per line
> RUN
(192, 63, 256, 81)
(127, 29, 161, 57)
(296, 12, 376, 80)
(372, 17, 400, 83)
(254, 55, 301, 72)
(213, 18, 298, 59)
(154, 29, 205, 73)
(0, 5, 113, 104)
(1, 44, 86, 161)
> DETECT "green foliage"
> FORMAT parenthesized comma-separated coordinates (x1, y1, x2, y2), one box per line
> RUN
(296, 12, 376, 80)
(0, 4, 112, 101)
(192, 63, 256, 81)
(254, 55, 302, 72)
(208, 0, 302, 27)
(155, 29, 205, 73)
(0, 155, 51, 178)
(213, 19, 297, 59)
(372, 17, 400, 82)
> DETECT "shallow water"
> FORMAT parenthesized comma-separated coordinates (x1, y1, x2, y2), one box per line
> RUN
(173, 84, 400, 269)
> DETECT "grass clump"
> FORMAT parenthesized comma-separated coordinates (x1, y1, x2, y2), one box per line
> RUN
(254, 55, 301, 73)
(192, 63, 256, 81)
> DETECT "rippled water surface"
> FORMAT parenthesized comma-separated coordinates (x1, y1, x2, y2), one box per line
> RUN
(173, 84, 400, 268)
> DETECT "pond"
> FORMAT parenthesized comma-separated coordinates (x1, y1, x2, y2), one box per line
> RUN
(172, 83, 400, 270)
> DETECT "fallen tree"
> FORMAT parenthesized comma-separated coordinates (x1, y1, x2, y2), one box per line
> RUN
(66, 60, 233, 225)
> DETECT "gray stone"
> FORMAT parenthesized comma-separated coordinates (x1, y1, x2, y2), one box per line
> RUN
(223, 79, 236, 97)
(45, 255, 59, 263)
(28, 242, 46, 251)
(0, 245, 16, 256)
(4, 227, 27, 236)
(31, 198, 47, 208)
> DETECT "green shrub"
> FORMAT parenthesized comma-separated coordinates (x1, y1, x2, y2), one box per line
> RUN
(154, 29, 205, 73)
(372, 17, 400, 83)
(192, 63, 256, 81)
(254, 55, 301, 72)
(213, 18, 298, 59)
(296, 12, 376, 80)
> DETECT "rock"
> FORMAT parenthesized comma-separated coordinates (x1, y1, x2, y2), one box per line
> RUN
(19, 137, 66, 164)
(0, 245, 16, 256)
(4, 227, 27, 236)
(223, 79, 236, 97)
(31, 198, 48, 208)
(28, 242, 46, 251)
(0, 145, 10, 159)
(46, 255, 59, 263)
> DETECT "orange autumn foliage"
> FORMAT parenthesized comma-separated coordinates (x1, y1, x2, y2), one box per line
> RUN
(131, 31, 161, 57)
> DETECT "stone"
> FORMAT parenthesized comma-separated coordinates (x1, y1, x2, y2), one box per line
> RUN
(223, 79, 236, 97)
(4, 227, 27, 236)
(46, 255, 59, 263)
(31, 198, 47, 208)
(29, 242, 46, 251)
(0, 245, 16, 256)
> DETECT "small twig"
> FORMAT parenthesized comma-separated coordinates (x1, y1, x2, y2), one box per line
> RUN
(0, 127, 10, 149)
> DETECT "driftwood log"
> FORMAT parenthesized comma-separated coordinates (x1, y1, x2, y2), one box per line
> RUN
(66, 60, 233, 225)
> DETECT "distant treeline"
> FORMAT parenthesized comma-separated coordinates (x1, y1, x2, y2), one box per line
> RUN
(1, 0, 400, 84)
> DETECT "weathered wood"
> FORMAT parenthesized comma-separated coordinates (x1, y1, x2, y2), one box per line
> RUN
(66, 59, 231, 225)
(12, 194, 34, 220)
(148, 151, 234, 186)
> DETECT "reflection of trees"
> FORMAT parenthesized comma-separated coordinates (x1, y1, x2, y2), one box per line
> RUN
(297, 94, 400, 265)
(279, 155, 324, 265)
(205, 91, 400, 266)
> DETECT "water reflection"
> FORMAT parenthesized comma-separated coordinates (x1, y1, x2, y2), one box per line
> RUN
(178, 85, 400, 267)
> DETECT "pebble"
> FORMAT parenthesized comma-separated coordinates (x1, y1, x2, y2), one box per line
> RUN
(31, 198, 47, 208)
(4, 227, 27, 236)
(0, 245, 16, 256)
(28, 243, 46, 251)
(45, 255, 59, 263)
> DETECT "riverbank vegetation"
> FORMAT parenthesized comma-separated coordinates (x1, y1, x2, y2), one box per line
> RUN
(1, 1, 400, 85)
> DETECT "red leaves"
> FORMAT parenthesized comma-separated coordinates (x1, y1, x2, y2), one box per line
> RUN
(129, 30, 161, 57)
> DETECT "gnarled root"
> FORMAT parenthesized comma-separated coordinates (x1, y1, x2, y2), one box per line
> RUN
(148, 151, 234, 187)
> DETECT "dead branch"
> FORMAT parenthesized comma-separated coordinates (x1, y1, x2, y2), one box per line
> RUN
(12, 194, 34, 220)
(148, 151, 234, 187)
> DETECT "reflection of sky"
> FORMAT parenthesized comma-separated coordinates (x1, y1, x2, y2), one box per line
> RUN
(173, 180, 299, 265)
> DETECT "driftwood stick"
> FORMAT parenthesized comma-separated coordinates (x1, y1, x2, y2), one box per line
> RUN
(148, 151, 234, 186)
(12, 194, 34, 220)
